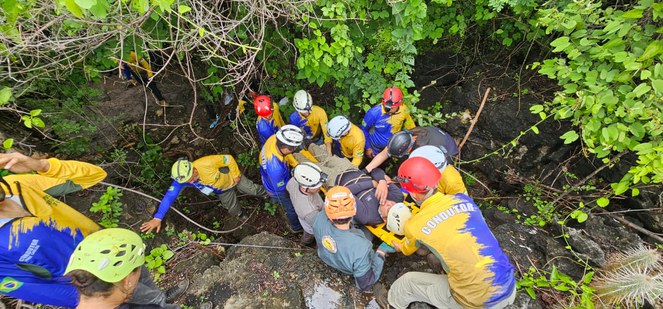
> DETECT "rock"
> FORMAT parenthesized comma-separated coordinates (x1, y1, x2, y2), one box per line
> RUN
(171, 249, 221, 275)
(505, 292, 544, 309)
(579, 215, 642, 253)
(565, 227, 606, 267)
(182, 232, 371, 308)
(624, 189, 663, 233)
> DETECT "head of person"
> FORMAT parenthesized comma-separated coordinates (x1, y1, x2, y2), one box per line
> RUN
(408, 145, 448, 172)
(171, 159, 198, 183)
(324, 186, 356, 226)
(276, 125, 304, 155)
(293, 162, 327, 195)
(386, 202, 413, 235)
(65, 228, 146, 303)
(327, 115, 351, 141)
(382, 86, 403, 115)
(254, 95, 273, 120)
(387, 131, 415, 158)
(395, 157, 441, 204)
(293, 90, 313, 118)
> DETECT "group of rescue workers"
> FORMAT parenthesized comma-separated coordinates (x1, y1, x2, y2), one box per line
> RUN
(0, 51, 516, 309)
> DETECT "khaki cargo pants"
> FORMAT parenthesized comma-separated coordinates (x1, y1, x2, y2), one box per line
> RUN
(218, 175, 266, 217)
(292, 144, 357, 188)
(387, 272, 516, 309)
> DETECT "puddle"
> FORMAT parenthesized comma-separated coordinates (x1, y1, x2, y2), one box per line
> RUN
(306, 283, 342, 308)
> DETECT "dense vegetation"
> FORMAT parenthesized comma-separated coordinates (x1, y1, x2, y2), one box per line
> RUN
(0, 0, 661, 307)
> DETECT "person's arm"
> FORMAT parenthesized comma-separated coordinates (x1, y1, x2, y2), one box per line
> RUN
(139, 57, 154, 78)
(440, 165, 467, 195)
(364, 148, 389, 173)
(350, 130, 365, 166)
(361, 109, 376, 153)
(354, 245, 386, 291)
(273, 103, 285, 128)
(0, 275, 79, 307)
(141, 181, 185, 233)
(319, 110, 332, 144)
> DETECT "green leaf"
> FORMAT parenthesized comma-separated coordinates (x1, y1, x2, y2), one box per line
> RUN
(550, 36, 570, 53)
(178, 5, 191, 14)
(74, 0, 97, 10)
(3, 138, 13, 149)
(529, 104, 544, 114)
(32, 117, 45, 128)
(29, 109, 42, 117)
(652, 79, 663, 94)
(560, 130, 579, 144)
(198, 27, 205, 37)
(163, 250, 174, 260)
(596, 197, 610, 207)
(631, 188, 640, 197)
(157, 265, 166, 273)
(633, 142, 653, 154)
(532, 126, 539, 134)
(622, 9, 644, 19)
(23, 118, 32, 129)
(0, 87, 11, 105)
(638, 41, 663, 61)
(576, 212, 588, 223)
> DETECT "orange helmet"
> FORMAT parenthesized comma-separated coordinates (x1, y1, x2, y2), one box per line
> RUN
(324, 186, 356, 220)
(254, 95, 273, 118)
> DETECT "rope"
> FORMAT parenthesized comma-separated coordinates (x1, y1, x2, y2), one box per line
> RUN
(100, 181, 253, 234)
(207, 242, 313, 251)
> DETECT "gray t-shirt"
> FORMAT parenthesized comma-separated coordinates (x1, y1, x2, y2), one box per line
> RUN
(286, 179, 324, 234)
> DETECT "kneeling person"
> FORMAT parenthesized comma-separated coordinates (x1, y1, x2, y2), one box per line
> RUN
(141, 155, 266, 233)
(287, 162, 326, 245)
(313, 186, 389, 291)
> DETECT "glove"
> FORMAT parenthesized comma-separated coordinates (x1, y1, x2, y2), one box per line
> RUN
(378, 242, 396, 254)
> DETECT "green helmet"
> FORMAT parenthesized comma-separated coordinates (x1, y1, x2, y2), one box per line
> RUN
(171, 159, 193, 183)
(65, 228, 146, 283)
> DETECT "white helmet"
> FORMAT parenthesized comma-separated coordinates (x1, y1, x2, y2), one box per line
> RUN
(276, 125, 304, 147)
(327, 116, 351, 140)
(409, 145, 448, 171)
(293, 162, 327, 189)
(293, 90, 313, 113)
(386, 203, 413, 235)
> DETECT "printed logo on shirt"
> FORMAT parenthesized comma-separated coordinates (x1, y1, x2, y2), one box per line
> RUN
(223, 156, 229, 164)
(18, 239, 40, 263)
(321, 235, 337, 253)
(421, 202, 477, 235)
(0, 277, 23, 293)
(168, 186, 175, 191)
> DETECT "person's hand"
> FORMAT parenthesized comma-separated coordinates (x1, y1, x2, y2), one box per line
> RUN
(365, 148, 374, 158)
(375, 180, 388, 205)
(391, 240, 403, 253)
(0, 152, 49, 173)
(140, 218, 162, 233)
(377, 242, 396, 255)
(384, 175, 393, 185)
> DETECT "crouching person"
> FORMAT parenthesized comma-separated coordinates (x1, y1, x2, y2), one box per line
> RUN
(66, 228, 179, 308)
(287, 162, 326, 246)
(313, 186, 390, 292)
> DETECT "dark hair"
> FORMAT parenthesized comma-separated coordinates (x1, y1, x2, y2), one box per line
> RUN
(276, 139, 296, 152)
(68, 266, 141, 297)
(331, 217, 353, 225)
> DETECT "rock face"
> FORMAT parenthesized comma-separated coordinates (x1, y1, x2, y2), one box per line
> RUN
(182, 232, 380, 308)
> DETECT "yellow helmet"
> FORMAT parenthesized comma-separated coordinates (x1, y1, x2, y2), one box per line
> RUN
(171, 159, 193, 183)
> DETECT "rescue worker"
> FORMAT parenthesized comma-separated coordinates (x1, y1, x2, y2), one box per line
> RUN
(0, 151, 107, 307)
(65, 228, 180, 309)
(254, 95, 285, 144)
(120, 51, 166, 106)
(385, 157, 516, 309)
(260, 125, 305, 232)
(327, 115, 365, 166)
(289, 90, 333, 154)
(365, 125, 459, 171)
(312, 186, 392, 292)
(361, 86, 415, 158)
(140, 155, 265, 233)
(409, 145, 467, 195)
(287, 162, 326, 246)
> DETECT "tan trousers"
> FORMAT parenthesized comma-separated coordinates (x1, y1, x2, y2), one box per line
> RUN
(387, 272, 516, 309)
(218, 175, 266, 216)
(292, 144, 357, 188)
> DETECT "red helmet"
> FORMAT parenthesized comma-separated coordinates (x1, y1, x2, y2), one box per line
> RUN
(382, 86, 403, 109)
(396, 157, 441, 193)
(254, 95, 273, 118)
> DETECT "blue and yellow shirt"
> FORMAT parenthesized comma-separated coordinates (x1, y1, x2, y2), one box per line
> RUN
(289, 105, 331, 143)
(256, 103, 285, 144)
(259, 135, 299, 195)
(401, 193, 515, 308)
(154, 155, 241, 220)
(121, 51, 153, 80)
(0, 158, 106, 307)
(332, 124, 365, 166)
(361, 104, 416, 153)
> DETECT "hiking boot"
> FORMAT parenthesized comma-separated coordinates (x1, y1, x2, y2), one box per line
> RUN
(372, 283, 390, 309)
(427, 253, 444, 274)
(288, 226, 303, 234)
(128, 80, 138, 88)
(165, 278, 189, 303)
(300, 231, 315, 246)
(199, 302, 213, 309)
